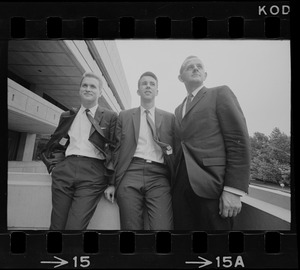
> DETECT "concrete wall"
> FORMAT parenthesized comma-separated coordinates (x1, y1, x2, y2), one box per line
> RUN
(8, 168, 120, 230)
(233, 203, 290, 230)
(8, 161, 48, 173)
(7, 161, 291, 231)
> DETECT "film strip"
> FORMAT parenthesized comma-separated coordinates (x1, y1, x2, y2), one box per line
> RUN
(3, 4, 291, 39)
(0, 231, 298, 268)
(0, 1, 296, 269)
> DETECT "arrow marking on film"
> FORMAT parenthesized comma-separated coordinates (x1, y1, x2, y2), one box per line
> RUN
(40, 256, 68, 268)
(185, 256, 213, 268)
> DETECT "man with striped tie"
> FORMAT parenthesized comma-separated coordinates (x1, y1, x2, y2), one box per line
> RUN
(105, 72, 175, 230)
(40, 71, 117, 230)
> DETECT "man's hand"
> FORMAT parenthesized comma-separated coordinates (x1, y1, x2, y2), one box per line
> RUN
(104, 185, 115, 203)
(219, 190, 242, 218)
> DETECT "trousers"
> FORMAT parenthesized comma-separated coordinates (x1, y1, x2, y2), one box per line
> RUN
(117, 158, 173, 230)
(50, 155, 107, 230)
(172, 157, 233, 231)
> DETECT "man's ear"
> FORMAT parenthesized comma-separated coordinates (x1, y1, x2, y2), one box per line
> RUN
(178, 74, 183, 82)
(204, 72, 208, 81)
(137, 89, 141, 96)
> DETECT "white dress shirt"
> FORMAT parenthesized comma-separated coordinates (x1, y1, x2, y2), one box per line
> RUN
(133, 106, 164, 164)
(65, 104, 104, 160)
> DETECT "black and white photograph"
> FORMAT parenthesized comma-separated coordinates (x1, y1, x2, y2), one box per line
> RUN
(7, 39, 291, 231)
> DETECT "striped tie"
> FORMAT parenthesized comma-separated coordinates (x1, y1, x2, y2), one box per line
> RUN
(185, 93, 193, 115)
(145, 110, 172, 155)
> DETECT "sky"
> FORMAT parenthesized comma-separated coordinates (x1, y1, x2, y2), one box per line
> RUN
(115, 40, 291, 136)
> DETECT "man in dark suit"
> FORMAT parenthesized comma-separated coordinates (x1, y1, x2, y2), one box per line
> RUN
(41, 71, 117, 230)
(105, 72, 174, 230)
(173, 56, 251, 230)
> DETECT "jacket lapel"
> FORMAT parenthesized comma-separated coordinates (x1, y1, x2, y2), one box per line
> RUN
(55, 107, 78, 136)
(175, 98, 186, 124)
(183, 87, 207, 119)
(89, 105, 105, 137)
(94, 105, 104, 123)
(132, 107, 140, 144)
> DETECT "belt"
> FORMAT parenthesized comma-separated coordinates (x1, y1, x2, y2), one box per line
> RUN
(67, 155, 89, 158)
(67, 155, 102, 160)
(132, 157, 165, 167)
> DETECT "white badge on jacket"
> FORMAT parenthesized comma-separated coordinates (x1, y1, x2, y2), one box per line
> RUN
(165, 145, 173, 155)
(59, 137, 68, 145)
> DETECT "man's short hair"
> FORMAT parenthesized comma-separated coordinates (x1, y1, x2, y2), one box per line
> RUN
(80, 71, 103, 88)
(179, 56, 203, 75)
(138, 71, 158, 88)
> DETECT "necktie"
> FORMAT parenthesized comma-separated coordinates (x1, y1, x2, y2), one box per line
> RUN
(145, 110, 172, 155)
(185, 93, 193, 115)
(85, 109, 106, 138)
(85, 109, 114, 172)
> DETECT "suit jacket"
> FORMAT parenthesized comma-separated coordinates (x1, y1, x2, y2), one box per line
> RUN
(40, 106, 118, 184)
(174, 85, 251, 199)
(113, 107, 176, 191)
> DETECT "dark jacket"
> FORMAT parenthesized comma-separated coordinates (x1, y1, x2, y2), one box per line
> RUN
(174, 85, 251, 199)
(113, 107, 176, 190)
(40, 106, 118, 184)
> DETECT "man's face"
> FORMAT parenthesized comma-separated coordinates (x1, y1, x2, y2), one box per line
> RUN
(79, 77, 101, 105)
(179, 58, 207, 86)
(137, 76, 158, 101)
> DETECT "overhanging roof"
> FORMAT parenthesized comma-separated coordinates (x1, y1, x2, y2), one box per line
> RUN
(8, 40, 111, 110)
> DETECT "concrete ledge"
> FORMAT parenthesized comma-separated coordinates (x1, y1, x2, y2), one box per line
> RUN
(234, 202, 290, 230)
(232, 185, 291, 230)
(241, 195, 290, 222)
(8, 161, 48, 173)
(8, 172, 120, 230)
(7, 172, 291, 231)
(8, 172, 50, 184)
(8, 176, 52, 229)
(248, 185, 290, 210)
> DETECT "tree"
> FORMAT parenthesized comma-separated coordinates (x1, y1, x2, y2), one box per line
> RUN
(250, 128, 290, 187)
(249, 132, 269, 159)
(269, 127, 290, 164)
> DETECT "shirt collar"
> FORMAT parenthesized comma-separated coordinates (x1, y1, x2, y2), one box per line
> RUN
(80, 104, 98, 116)
(140, 105, 155, 116)
(188, 84, 204, 98)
